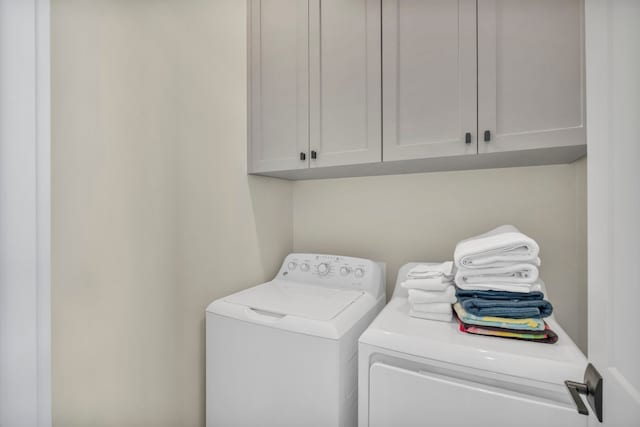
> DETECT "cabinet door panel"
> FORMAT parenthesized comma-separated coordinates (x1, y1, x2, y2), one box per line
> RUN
(249, 0, 309, 173)
(383, 0, 477, 162)
(478, 0, 585, 154)
(309, 0, 381, 168)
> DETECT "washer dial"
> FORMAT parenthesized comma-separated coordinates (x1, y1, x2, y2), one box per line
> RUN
(317, 263, 330, 276)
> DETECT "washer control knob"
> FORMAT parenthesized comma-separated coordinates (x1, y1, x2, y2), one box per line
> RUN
(287, 261, 297, 271)
(317, 263, 330, 276)
(300, 263, 310, 272)
(354, 268, 365, 278)
(340, 266, 351, 276)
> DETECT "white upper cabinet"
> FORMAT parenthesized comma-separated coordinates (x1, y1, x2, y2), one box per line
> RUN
(477, 0, 585, 154)
(382, 0, 477, 162)
(249, 0, 309, 173)
(308, 0, 381, 168)
(248, 0, 586, 179)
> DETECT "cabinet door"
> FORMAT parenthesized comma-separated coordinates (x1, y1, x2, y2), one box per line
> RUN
(477, 0, 585, 154)
(308, 0, 381, 168)
(249, 0, 309, 173)
(382, 0, 478, 162)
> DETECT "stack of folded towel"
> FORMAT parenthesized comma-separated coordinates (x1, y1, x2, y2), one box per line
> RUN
(401, 262, 456, 322)
(452, 225, 557, 344)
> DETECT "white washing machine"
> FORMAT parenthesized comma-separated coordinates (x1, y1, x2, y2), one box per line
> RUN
(206, 253, 386, 427)
(358, 263, 590, 427)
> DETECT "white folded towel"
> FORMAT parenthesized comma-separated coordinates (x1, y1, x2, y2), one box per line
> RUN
(406, 261, 454, 279)
(409, 310, 452, 322)
(410, 302, 453, 314)
(455, 279, 543, 293)
(455, 263, 540, 286)
(401, 277, 453, 292)
(454, 225, 540, 268)
(408, 287, 457, 304)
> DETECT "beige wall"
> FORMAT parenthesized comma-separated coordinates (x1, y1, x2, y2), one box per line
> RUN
(52, 1, 588, 426)
(52, 1, 292, 426)
(574, 156, 588, 352)
(293, 158, 588, 352)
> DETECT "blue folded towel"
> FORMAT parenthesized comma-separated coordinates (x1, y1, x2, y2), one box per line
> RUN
(459, 296, 553, 318)
(455, 289, 545, 301)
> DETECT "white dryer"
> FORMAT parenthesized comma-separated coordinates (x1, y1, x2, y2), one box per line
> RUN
(206, 253, 385, 427)
(358, 263, 590, 427)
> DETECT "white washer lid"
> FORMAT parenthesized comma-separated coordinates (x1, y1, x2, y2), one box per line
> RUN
(223, 280, 364, 321)
(359, 298, 587, 386)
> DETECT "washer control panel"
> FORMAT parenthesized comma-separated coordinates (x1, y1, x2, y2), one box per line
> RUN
(277, 253, 383, 297)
